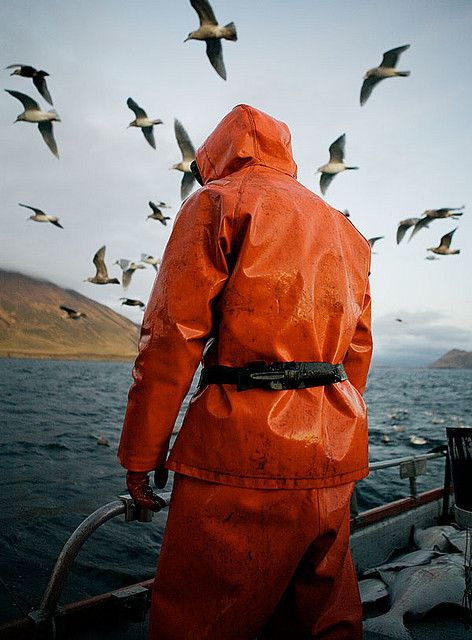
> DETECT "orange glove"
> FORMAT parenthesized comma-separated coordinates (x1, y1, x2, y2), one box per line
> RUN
(126, 469, 168, 512)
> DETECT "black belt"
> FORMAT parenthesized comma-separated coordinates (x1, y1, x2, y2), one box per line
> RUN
(198, 361, 347, 392)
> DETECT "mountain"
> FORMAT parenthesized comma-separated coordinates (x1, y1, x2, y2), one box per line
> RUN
(429, 349, 472, 369)
(0, 270, 140, 360)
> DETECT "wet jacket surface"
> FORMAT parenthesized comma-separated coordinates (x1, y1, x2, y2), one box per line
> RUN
(118, 104, 373, 488)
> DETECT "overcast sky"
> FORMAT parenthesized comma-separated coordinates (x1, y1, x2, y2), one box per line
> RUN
(1, 0, 471, 365)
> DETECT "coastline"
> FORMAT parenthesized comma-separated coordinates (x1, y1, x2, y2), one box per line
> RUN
(0, 351, 136, 362)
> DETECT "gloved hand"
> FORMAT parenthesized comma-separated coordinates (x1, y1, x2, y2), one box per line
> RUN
(126, 470, 167, 512)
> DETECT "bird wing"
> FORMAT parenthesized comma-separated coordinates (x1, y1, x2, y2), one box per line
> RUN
(396, 219, 417, 244)
(320, 172, 335, 195)
(93, 246, 108, 278)
(440, 228, 457, 249)
(181, 172, 196, 200)
(148, 201, 160, 214)
(190, 0, 218, 26)
(18, 202, 45, 215)
(380, 44, 410, 69)
(368, 236, 384, 248)
(5, 88, 40, 111)
(206, 39, 227, 80)
(142, 126, 156, 149)
(174, 119, 196, 161)
(60, 305, 76, 315)
(33, 75, 53, 105)
(409, 216, 431, 241)
(140, 253, 150, 261)
(117, 259, 131, 271)
(122, 270, 132, 290)
(127, 97, 147, 119)
(38, 121, 59, 158)
(360, 76, 382, 106)
(328, 134, 345, 163)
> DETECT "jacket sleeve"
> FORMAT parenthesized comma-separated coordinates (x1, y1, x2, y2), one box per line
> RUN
(342, 280, 373, 395)
(118, 189, 231, 471)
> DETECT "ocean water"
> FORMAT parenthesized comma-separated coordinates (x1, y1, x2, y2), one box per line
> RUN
(0, 358, 471, 624)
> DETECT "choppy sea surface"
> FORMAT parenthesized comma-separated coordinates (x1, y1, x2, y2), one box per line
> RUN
(0, 358, 471, 623)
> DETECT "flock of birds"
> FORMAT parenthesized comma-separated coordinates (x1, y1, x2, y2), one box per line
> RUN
(4, 0, 465, 322)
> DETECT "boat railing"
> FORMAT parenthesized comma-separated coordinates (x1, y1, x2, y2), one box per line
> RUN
(6, 449, 450, 638)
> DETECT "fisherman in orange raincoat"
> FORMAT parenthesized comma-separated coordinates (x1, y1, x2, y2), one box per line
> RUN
(118, 104, 373, 639)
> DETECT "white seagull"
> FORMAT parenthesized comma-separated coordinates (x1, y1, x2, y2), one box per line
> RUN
(126, 97, 163, 149)
(317, 134, 358, 195)
(6, 89, 60, 157)
(18, 202, 63, 228)
(115, 259, 146, 290)
(172, 119, 197, 200)
(360, 45, 411, 106)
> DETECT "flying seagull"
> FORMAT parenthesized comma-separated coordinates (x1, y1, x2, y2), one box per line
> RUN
(114, 259, 146, 290)
(126, 97, 162, 149)
(317, 134, 358, 195)
(410, 206, 465, 240)
(172, 119, 196, 200)
(396, 217, 423, 244)
(120, 298, 145, 309)
(368, 236, 384, 251)
(427, 229, 460, 256)
(140, 254, 162, 271)
(6, 89, 60, 157)
(18, 202, 63, 228)
(147, 201, 171, 225)
(86, 246, 120, 285)
(59, 305, 87, 319)
(360, 45, 410, 106)
(185, 0, 237, 80)
(6, 64, 53, 105)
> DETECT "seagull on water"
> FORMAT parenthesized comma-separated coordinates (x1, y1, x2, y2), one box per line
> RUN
(120, 298, 145, 309)
(140, 254, 162, 271)
(185, 0, 237, 81)
(317, 134, 358, 195)
(147, 201, 171, 225)
(360, 45, 410, 106)
(6, 89, 60, 158)
(410, 206, 464, 240)
(396, 217, 424, 244)
(19, 203, 63, 228)
(6, 64, 53, 105)
(172, 119, 197, 200)
(59, 305, 87, 319)
(126, 97, 163, 149)
(427, 228, 460, 256)
(115, 259, 146, 290)
(86, 246, 120, 285)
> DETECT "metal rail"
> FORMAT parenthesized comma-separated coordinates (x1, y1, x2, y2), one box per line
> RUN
(29, 492, 171, 635)
(369, 450, 445, 471)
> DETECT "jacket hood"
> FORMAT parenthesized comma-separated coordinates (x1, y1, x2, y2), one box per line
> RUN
(195, 104, 297, 184)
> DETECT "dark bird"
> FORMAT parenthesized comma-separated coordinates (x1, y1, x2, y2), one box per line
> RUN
(317, 134, 358, 195)
(360, 45, 410, 106)
(396, 217, 423, 244)
(185, 0, 237, 80)
(120, 298, 146, 309)
(6, 89, 60, 157)
(368, 236, 384, 252)
(147, 201, 171, 225)
(172, 119, 197, 200)
(6, 64, 53, 105)
(126, 97, 162, 149)
(60, 305, 87, 319)
(427, 228, 460, 256)
(115, 259, 146, 290)
(410, 206, 464, 241)
(86, 246, 120, 285)
(18, 202, 63, 228)
(140, 254, 161, 271)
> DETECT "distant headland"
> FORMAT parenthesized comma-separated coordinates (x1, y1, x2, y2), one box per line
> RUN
(429, 349, 472, 369)
(0, 270, 139, 361)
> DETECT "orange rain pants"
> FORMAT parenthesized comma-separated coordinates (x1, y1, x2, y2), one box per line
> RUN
(148, 475, 361, 640)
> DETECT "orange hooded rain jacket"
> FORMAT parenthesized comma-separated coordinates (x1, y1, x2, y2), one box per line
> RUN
(118, 104, 373, 489)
